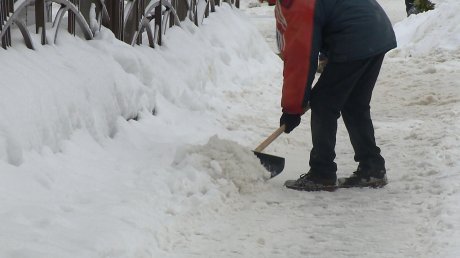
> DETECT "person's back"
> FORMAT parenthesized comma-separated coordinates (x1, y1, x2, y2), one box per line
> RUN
(317, 0, 396, 62)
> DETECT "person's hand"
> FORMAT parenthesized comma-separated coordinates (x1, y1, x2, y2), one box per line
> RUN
(280, 113, 301, 133)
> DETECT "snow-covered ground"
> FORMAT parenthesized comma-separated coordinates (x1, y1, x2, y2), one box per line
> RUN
(0, 0, 459, 257)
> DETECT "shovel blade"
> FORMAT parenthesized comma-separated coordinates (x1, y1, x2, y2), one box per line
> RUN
(253, 151, 285, 178)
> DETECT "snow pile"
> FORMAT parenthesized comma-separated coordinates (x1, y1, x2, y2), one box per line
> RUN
(394, 0, 460, 56)
(173, 136, 270, 193)
(0, 34, 150, 165)
(0, 5, 277, 166)
(0, 39, 151, 165)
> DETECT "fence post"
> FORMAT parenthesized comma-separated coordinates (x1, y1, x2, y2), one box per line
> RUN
(68, 0, 77, 36)
(172, 0, 188, 22)
(103, 0, 124, 40)
(35, 0, 47, 44)
(7, 0, 12, 46)
(1, 0, 4, 48)
(1, 0, 9, 48)
(135, 0, 145, 45)
(210, 0, 215, 13)
(79, 0, 91, 25)
(155, 0, 162, 46)
(205, 0, 209, 18)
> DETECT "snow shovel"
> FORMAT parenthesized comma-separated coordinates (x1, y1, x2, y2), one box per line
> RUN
(253, 125, 286, 178)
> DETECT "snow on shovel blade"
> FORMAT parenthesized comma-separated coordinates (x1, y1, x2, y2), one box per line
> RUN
(253, 151, 285, 178)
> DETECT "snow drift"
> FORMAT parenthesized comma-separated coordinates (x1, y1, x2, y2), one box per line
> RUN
(394, 0, 460, 56)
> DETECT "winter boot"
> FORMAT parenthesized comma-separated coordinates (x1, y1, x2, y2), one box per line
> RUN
(338, 165, 387, 188)
(285, 171, 337, 192)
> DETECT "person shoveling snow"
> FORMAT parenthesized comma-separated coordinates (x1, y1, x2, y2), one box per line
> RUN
(274, 0, 396, 191)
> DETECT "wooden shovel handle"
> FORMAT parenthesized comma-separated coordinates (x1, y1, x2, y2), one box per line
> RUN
(254, 125, 285, 152)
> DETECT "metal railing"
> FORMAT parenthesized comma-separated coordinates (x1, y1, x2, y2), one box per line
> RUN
(0, 0, 13, 48)
(1, 0, 237, 50)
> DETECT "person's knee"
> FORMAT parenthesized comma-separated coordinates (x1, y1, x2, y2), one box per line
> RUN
(343, 101, 370, 115)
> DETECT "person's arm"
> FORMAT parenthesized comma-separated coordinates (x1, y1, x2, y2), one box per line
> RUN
(275, 0, 320, 114)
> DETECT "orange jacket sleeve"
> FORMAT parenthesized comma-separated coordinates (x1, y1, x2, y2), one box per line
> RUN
(275, 0, 319, 114)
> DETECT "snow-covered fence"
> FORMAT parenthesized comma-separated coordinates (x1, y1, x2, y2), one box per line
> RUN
(0, 0, 235, 50)
(0, 0, 13, 48)
(0, 0, 94, 49)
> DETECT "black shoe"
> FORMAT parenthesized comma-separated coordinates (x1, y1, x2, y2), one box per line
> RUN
(338, 166, 387, 188)
(285, 172, 337, 192)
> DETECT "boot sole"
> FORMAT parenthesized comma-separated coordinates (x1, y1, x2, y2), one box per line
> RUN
(284, 180, 338, 192)
(284, 179, 387, 191)
(337, 177, 388, 189)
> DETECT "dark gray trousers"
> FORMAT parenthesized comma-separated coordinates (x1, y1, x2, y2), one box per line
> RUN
(309, 53, 386, 178)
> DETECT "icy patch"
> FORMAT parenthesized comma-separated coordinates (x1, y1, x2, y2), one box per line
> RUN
(173, 136, 270, 193)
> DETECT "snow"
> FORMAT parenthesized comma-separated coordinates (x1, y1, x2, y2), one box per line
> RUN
(394, 0, 460, 56)
(0, 0, 459, 257)
(173, 136, 270, 193)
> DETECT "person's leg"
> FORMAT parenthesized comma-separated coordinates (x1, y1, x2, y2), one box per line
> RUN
(308, 58, 373, 180)
(341, 53, 386, 173)
(286, 56, 384, 191)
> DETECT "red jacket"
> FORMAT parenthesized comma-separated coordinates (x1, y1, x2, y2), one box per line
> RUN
(275, 0, 316, 114)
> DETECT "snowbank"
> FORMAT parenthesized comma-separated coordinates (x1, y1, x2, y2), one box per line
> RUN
(0, 6, 278, 166)
(0, 31, 150, 165)
(394, 0, 460, 56)
(173, 136, 270, 194)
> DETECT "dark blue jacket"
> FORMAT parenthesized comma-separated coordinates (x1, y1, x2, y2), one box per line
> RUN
(318, 0, 397, 62)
